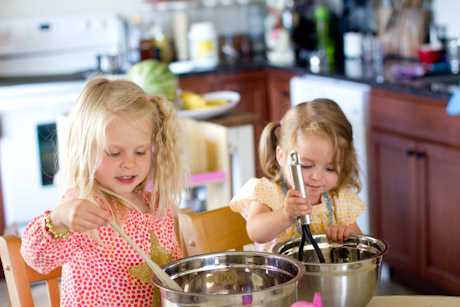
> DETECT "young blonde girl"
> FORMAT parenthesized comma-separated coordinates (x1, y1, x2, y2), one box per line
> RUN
(230, 99, 366, 252)
(20, 77, 187, 306)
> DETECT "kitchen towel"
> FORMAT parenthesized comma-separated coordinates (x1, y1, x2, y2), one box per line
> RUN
(446, 83, 460, 115)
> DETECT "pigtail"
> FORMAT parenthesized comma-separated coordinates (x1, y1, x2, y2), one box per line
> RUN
(149, 95, 188, 217)
(259, 121, 281, 181)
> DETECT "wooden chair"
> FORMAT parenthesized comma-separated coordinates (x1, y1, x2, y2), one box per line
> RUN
(0, 235, 61, 307)
(178, 206, 253, 256)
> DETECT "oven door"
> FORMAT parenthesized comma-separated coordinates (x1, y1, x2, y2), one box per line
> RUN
(0, 81, 85, 234)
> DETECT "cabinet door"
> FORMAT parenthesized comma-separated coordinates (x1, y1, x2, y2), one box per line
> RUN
(178, 74, 217, 94)
(218, 71, 267, 177)
(267, 70, 298, 122)
(419, 142, 460, 293)
(370, 130, 419, 273)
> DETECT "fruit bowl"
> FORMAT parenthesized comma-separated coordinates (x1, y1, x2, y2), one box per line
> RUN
(177, 91, 240, 120)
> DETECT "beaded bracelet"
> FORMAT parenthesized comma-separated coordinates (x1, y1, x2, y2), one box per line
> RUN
(45, 213, 70, 239)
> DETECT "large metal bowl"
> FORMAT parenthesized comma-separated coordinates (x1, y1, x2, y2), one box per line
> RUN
(273, 234, 389, 307)
(152, 251, 305, 306)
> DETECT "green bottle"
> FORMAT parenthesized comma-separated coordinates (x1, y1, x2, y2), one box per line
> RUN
(314, 5, 335, 70)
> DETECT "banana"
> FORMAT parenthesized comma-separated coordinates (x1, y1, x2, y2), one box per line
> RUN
(206, 99, 228, 107)
(182, 91, 207, 110)
(182, 91, 229, 110)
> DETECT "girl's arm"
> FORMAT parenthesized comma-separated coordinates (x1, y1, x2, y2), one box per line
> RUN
(246, 189, 310, 243)
(20, 197, 112, 274)
(20, 213, 77, 274)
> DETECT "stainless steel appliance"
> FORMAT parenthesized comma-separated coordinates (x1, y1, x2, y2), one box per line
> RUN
(0, 14, 126, 234)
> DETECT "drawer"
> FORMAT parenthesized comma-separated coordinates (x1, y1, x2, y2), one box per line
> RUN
(370, 88, 460, 147)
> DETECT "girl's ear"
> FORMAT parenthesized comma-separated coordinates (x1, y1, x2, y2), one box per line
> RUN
(276, 146, 284, 167)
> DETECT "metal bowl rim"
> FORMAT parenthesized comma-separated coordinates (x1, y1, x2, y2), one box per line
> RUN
(272, 233, 390, 266)
(152, 250, 306, 294)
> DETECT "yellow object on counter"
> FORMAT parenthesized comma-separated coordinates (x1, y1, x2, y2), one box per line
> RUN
(183, 91, 207, 110)
(206, 99, 228, 107)
(182, 91, 228, 110)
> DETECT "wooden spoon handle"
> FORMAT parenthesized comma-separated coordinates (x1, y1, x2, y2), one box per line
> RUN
(109, 221, 182, 291)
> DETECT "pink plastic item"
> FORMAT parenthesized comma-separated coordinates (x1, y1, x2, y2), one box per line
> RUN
(291, 292, 323, 307)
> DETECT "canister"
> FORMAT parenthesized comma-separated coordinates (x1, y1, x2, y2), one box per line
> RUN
(188, 22, 218, 68)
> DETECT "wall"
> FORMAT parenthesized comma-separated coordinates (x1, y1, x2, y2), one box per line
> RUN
(0, 0, 145, 19)
(432, 0, 460, 38)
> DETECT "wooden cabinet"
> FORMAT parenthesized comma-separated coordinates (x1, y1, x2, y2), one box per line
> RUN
(370, 88, 460, 294)
(177, 68, 301, 177)
(178, 73, 217, 94)
(371, 131, 420, 274)
(267, 70, 298, 122)
(179, 70, 268, 177)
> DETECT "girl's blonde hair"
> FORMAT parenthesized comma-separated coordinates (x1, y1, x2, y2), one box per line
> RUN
(259, 98, 361, 194)
(59, 77, 187, 222)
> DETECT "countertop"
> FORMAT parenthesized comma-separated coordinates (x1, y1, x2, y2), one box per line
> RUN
(367, 295, 460, 307)
(0, 56, 457, 101)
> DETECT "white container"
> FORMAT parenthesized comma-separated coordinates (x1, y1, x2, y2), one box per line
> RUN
(172, 11, 189, 61)
(344, 32, 363, 58)
(188, 22, 218, 68)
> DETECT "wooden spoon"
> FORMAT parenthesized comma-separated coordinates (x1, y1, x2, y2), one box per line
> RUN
(109, 221, 182, 291)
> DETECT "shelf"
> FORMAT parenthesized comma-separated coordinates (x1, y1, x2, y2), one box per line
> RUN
(189, 170, 227, 187)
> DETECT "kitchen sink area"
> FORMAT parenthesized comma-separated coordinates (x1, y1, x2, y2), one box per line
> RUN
(409, 73, 460, 94)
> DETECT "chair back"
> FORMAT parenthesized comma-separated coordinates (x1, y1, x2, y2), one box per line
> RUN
(0, 235, 61, 307)
(178, 206, 252, 256)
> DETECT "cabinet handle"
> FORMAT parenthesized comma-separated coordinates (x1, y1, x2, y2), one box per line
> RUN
(416, 151, 424, 158)
(406, 149, 416, 156)
(282, 90, 290, 97)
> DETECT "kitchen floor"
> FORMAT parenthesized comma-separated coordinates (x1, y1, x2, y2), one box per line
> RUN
(0, 265, 419, 306)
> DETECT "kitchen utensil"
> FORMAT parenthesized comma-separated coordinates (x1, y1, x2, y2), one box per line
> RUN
(151, 251, 305, 306)
(273, 234, 389, 307)
(108, 221, 182, 291)
(288, 149, 325, 263)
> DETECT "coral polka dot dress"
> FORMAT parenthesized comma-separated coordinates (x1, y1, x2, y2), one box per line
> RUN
(230, 177, 366, 252)
(20, 190, 182, 307)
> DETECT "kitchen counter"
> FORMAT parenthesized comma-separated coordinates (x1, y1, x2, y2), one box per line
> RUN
(173, 56, 456, 101)
(367, 295, 460, 307)
(1, 55, 456, 101)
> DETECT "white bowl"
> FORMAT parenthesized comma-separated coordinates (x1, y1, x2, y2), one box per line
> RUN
(178, 91, 240, 120)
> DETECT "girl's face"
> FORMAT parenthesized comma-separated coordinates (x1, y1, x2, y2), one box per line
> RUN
(277, 132, 340, 205)
(95, 116, 153, 201)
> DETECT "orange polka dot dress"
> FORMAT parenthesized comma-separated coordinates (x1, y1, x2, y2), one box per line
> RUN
(230, 177, 366, 252)
(20, 190, 182, 307)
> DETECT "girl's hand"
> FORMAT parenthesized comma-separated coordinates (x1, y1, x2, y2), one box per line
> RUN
(325, 222, 362, 242)
(283, 189, 311, 223)
(50, 199, 113, 233)
(324, 225, 353, 242)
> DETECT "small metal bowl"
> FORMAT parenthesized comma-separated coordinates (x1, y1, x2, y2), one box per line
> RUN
(273, 234, 389, 307)
(152, 251, 305, 306)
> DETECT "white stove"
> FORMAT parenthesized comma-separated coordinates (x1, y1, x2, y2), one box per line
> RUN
(0, 13, 126, 77)
(0, 14, 126, 234)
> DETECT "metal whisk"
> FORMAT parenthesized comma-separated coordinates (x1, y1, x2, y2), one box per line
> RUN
(289, 149, 325, 263)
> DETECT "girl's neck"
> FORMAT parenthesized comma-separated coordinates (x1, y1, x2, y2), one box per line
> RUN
(126, 191, 150, 214)
(310, 195, 322, 206)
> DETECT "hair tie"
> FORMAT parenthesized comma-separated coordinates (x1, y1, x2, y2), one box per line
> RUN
(277, 121, 281, 127)
(148, 96, 152, 101)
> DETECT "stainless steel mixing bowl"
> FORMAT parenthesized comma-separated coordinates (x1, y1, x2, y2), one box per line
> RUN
(273, 234, 389, 307)
(151, 251, 305, 306)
